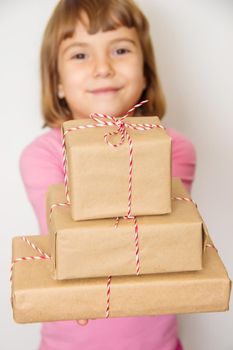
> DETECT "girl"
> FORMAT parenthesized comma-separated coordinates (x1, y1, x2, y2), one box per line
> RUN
(20, 0, 195, 349)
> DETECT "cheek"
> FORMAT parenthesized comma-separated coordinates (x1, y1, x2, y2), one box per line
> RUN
(62, 63, 83, 82)
(127, 58, 144, 80)
(62, 74, 81, 94)
(129, 65, 145, 91)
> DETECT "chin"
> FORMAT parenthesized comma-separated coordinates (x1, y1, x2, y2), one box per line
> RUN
(89, 105, 124, 117)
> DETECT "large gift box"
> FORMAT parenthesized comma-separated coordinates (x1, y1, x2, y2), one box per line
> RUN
(62, 116, 171, 221)
(11, 234, 231, 323)
(47, 179, 204, 280)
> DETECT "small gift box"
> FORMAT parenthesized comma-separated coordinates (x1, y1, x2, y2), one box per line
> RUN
(62, 116, 171, 221)
(11, 234, 231, 323)
(47, 179, 204, 280)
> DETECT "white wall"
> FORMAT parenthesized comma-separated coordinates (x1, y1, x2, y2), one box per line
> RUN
(1, 1, 232, 349)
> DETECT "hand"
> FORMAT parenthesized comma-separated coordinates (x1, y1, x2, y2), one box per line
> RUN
(76, 319, 89, 326)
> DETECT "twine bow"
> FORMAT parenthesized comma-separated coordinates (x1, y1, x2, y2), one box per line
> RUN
(90, 100, 148, 149)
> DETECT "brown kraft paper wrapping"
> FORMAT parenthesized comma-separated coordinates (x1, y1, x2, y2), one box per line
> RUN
(11, 234, 231, 323)
(47, 178, 204, 280)
(62, 116, 171, 221)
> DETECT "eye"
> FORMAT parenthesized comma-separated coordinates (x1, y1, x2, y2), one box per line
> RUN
(71, 52, 87, 60)
(114, 48, 130, 55)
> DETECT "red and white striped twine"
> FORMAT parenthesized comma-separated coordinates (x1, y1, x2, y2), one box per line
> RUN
(115, 216, 140, 276)
(49, 202, 70, 222)
(133, 217, 140, 275)
(10, 237, 51, 282)
(106, 276, 112, 318)
(21, 236, 50, 258)
(172, 196, 197, 206)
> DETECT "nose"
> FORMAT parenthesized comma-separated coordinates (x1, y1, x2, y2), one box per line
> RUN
(93, 54, 114, 78)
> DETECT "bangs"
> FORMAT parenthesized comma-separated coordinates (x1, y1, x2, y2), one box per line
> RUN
(57, 0, 144, 43)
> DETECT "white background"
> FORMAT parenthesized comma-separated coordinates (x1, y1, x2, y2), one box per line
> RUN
(0, 1, 232, 349)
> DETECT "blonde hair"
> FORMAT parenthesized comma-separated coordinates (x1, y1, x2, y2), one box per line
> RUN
(41, 0, 166, 127)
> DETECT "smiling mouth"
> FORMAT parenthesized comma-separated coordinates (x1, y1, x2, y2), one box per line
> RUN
(89, 87, 122, 94)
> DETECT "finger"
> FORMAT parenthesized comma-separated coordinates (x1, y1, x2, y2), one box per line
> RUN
(76, 319, 88, 326)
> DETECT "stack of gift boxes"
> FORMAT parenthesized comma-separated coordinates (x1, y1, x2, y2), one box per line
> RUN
(11, 116, 231, 323)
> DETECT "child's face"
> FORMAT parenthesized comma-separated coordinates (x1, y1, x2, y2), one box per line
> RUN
(57, 19, 146, 118)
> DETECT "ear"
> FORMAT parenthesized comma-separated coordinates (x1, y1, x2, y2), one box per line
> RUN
(57, 83, 65, 99)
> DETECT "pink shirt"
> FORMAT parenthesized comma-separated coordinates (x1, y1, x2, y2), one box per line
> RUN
(20, 127, 196, 350)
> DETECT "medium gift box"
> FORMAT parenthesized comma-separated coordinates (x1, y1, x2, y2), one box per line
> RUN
(11, 234, 231, 323)
(47, 178, 204, 280)
(62, 116, 171, 221)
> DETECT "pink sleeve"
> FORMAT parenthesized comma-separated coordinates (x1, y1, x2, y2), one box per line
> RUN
(19, 130, 64, 235)
(167, 128, 196, 193)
